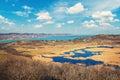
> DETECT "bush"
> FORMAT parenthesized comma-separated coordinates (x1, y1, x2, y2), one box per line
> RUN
(0, 58, 120, 80)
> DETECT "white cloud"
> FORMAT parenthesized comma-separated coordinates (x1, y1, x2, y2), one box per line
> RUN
(1, 27, 10, 30)
(81, 0, 120, 17)
(54, 7, 66, 13)
(13, 11, 29, 17)
(115, 19, 120, 22)
(0, 15, 14, 25)
(92, 11, 115, 19)
(56, 23, 62, 28)
(22, 5, 33, 10)
(34, 24, 43, 28)
(67, 20, 74, 24)
(83, 19, 114, 29)
(13, 5, 32, 17)
(27, 19, 32, 22)
(92, 11, 119, 23)
(82, 20, 98, 28)
(1, 27, 6, 30)
(62, 23, 65, 25)
(99, 22, 112, 27)
(82, 11, 120, 29)
(36, 12, 52, 20)
(90, 0, 120, 11)
(13, 10, 31, 17)
(53, 1, 68, 13)
(52, 1, 68, 20)
(44, 20, 54, 24)
(67, 3, 84, 14)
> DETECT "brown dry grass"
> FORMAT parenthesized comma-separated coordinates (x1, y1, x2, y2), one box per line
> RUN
(1, 41, 120, 66)
(0, 57, 120, 80)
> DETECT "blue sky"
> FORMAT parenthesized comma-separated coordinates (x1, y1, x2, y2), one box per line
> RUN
(0, 0, 120, 34)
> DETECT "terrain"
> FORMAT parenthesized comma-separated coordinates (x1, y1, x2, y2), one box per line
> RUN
(0, 34, 120, 65)
(0, 34, 120, 80)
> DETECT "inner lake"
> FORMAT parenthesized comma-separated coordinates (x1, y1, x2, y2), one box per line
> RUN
(52, 46, 115, 66)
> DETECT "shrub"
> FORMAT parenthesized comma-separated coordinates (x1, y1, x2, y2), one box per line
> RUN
(0, 58, 120, 80)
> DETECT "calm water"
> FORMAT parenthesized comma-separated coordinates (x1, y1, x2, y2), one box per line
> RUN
(0, 35, 92, 43)
(53, 46, 114, 66)
(64, 48, 102, 58)
(53, 57, 103, 66)
(53, 46, 103, 66)
(72, 49, 101, 58)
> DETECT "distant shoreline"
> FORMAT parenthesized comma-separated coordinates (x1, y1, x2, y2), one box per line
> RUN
(0, 35, 92, 43)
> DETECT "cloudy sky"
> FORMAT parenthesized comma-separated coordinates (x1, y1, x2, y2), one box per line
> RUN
(0, 0, 120, 34)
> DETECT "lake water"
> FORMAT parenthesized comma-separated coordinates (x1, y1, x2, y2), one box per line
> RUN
(53, 46, 114, 66)
(71, 49, 101, 58)
(56, 47, 103, 66)
(64, 47, 102, 58)
(53, 57, 103, 66)
(0, 35, 92, 43)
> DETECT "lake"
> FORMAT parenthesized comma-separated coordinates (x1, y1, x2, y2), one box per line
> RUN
(52, 46, 115, 66)
(53, 57, 103, 66)
(0, 35, 92, 43)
